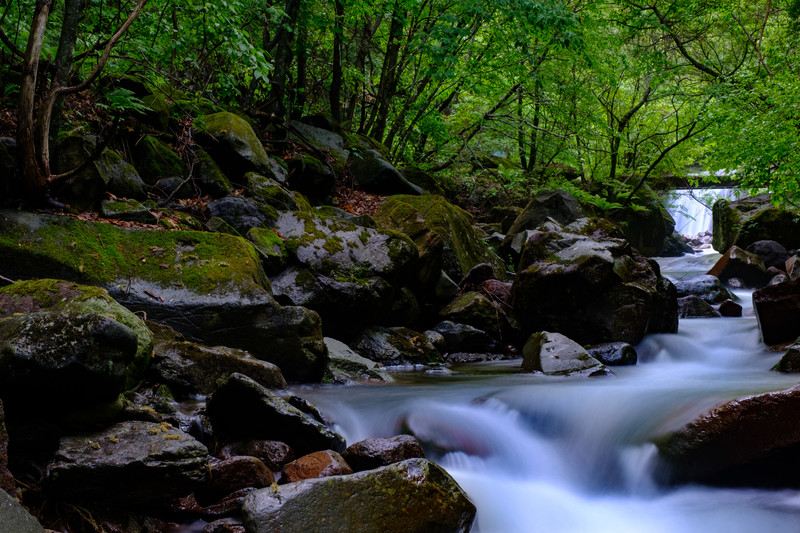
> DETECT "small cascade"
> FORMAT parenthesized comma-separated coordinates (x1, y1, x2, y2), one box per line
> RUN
(665, 188, 741, 237)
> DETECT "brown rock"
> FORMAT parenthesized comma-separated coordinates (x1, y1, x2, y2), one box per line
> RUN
(0, 400, 14, 496)
(342, 435, 425, 472)
(203, 518, 246, 533)
(217, 440, 294, 471)
(208, 456, 274, 496)
(718, 299, 743, 317)
(753, 277, 800, 345)
(280, 450, 352, 484)
(788, 255, 800, 280)
(707, 245, 767, 288)
(656, 384, 800, 486)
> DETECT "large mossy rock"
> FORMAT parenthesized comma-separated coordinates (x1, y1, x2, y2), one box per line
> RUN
(350, 150, 423, 196)
(375, 195, 505, 283)
(509, 218, 678, 345)
(195, 112, 272, 182)
(0, 279, 154, 389)
(0, 312, 137, 414)
(132, 135, 186, 185)
(712, 193, 800, 253)
(608, 185, 676, 257)
(0, 490, 44, 532)
(0, 210, 327, 382)
(205, 196, 278, 235)
(206, 374, 345, 456)
(47, 420, 208, 504)
(350, 326, 442, 366)
(288, 121, 349, 174)
(287, 153, 336, 199)
(242, 458, 476, 533)
(655, 384, 800, 487)
(53, 136, 147, 209)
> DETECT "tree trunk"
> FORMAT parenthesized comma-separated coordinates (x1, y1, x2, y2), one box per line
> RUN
(267, 0, 301, 122)
(17, 0, 54, 200)
(329, 0, 344, 122)
(368, 1, 406, 144)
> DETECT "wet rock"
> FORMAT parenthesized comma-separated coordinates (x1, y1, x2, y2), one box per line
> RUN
(194, 147, 233, 198)
(0, 279, 154, 390)
(707, 246, 767, 288)
(195, 112, 272, 182)
(350, 149, 422, 195)
(280, 450, 353, 483)
(655, 384, 800, 487)
(772, 339, 800, 373)
(217, 441, 294, 471)
(0, 489, 44, 532)
(713, 194, 800, 253)
(132, 135, 186, 185)
(659, 232, 694, 257)
(155, 176, 196, 199)
(206, 196, 277, 235)
(746, 240, 791, 271)
(203, 518, 246, 533)
(677, 295, 721, 318)
(342, 435, 425, 472)
(0, 312, 137, 414)
(673, 274, 734, 304)
(432, 321, 498, 353)
(287, 154, 336, 199)
(47, 421, 208, 504)
(100, 198, 158, 224)
(242, 458, 475, 533)
(439, 291, 511, 342)
(753, 278, 800, 345)
(787, 255, 800, 280)
(206, 374, 345, 455)
(375, 195, 506, 283)
(510, 218, 677, 345)
(586, 342, 637, 366)
(351, 326, 442, 367)
(324, 337, 392, 384)
(150, 340, 286, 397)
(521, 331, 610, 377)
(718, 299, 743, 317)
(207, 456, 274, 496)
(500, 189, 585, 260)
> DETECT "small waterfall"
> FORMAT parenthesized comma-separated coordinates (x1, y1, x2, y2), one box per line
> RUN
(665, 188, 741, 236)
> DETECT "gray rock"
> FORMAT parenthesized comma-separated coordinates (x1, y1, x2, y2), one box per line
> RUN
(522, 331, 610, 377)
(0, 312, 137, 413)
(586, 342, 637, 366)
(677, 295, 721, 318)
(194, 147, 232, 198)
(324, 337, 392, 384)
(195, 112, 272, 182)
(246, 172, 301, 211)
(242, 458, 475, 533)
(432, 321, 498, 353)
(342, 435, 425, 472)
(47, 420, 208, 504)
(206, 196, 277, 235)
(287, 154, 336, 199)
(100, 199, 157, 224)
(674, 274, 735, 304)
(772, 339, 800, 373)
(206, 374, 345, 455)
(351, 326, 442, 367)
(150, 340, 286, 397)
(0, 490, 44, 532)
(351, 150, 423, 196)
(746, 240, 791, 271)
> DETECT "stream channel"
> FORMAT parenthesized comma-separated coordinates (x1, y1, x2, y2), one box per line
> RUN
(295, 250, 800, 533)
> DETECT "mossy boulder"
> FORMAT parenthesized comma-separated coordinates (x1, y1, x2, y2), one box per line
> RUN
(315, 206, 377, 228)
(205, 196, 278, 235)
(350, 150, 422, 196)
(439, 291, 511, 342)
(150, 340, 286, 397)
(242, 458, 476, 533)
(289, 121, 349, 174)
(194, 111, 272, 182)
(400, 165, 450, 197)
(194, 146, 232, 198)
(712, 193, 800, 253)
(132, 135, 186, 185)
(271, 267, 397, 337)
(350, 326, 442, 366)
(375, 195, 505, 283)
(269, 211, 418, 284)
(246, 172, 302, 211)
(246, 227, 288, 274)
(141, 93, 171, 131)
(0, 279, 154, 390)
(287, 153, 336, 199)
(53, 136, 146, 208)
(100, 199, 158, 224)
(0, 312, 138, 413)
(47, 420, 208, 505)
(206, 373, 345, 456)
(509, 218, 678, 345)
(607, 185, 676, 257)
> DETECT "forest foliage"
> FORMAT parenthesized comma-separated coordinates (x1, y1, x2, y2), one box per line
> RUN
(1, 0, 798, 206)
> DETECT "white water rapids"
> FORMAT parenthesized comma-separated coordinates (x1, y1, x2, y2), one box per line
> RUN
(296, 251, 800, 533)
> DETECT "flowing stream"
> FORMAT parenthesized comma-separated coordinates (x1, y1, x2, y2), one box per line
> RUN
(295, 251, 800, 533)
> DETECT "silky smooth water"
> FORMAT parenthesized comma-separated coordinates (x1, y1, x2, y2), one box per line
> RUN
(295, 253, 800, 533)
(665, 188, 741, 236)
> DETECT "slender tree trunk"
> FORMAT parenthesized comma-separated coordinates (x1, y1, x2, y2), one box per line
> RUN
(368, 1, 405, 143)
(291, 18, 307, 119)
(17, 0, 54, 200)
(329, 0, 344, 122)
(49, 0, 84, 148)
(267, 0, 301, 122)
(517, 86, 527, 170)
